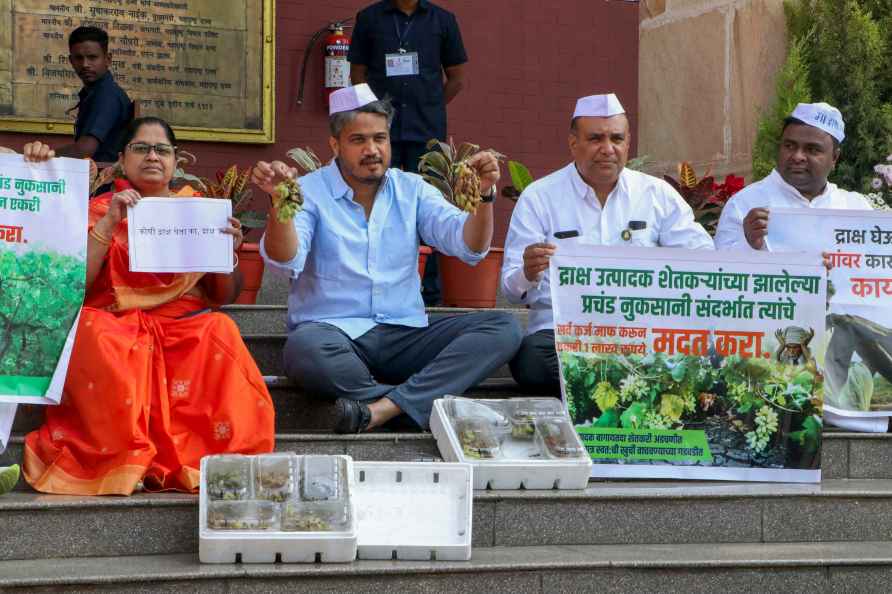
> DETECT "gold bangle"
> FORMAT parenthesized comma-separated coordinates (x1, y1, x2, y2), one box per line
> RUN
(89, 227, 112, 246)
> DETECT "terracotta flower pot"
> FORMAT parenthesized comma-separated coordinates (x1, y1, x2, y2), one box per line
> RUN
(234, 242, 265, 305)
(418, 245, 432, 277)
(439, 248, 504, 308)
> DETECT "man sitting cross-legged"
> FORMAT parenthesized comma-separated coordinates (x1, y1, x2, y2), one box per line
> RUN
(254, 84, 521, 433)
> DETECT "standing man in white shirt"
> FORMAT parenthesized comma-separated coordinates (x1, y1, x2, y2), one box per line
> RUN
(501, 93, 714, 392)
(715, 102, 872, 251)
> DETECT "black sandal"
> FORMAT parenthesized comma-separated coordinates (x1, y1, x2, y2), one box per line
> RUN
(332, 398, 372, 434)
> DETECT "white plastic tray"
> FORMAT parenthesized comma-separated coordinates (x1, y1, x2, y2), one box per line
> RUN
(430, 398, 592, 490)
(198, 454, 357, 564)
(353, 461, 473, 561)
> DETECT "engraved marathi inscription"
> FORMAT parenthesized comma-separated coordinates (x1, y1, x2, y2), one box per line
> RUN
(1, 0, 267, 135)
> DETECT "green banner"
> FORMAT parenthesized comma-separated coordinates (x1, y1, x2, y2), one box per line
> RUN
(577, 427, 712, 463)
(0, 376, 51, 397)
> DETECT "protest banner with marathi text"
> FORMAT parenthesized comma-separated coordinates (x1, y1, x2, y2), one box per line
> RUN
(551, 245, 826, 483)
(768, 209, 892, 430)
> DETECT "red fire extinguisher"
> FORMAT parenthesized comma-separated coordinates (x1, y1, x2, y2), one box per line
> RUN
(297, 19, 353, 108)
(323, 24, 351, 103)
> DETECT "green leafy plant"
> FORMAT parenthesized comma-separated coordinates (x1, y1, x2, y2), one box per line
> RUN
(776, 0, 892, 191)
(500, 160, 535, 201)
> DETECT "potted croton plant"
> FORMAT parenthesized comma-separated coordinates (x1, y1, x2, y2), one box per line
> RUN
(663, 162, 745, 236)
(198, 164, 267, 304)
(419, 138, 506, 307)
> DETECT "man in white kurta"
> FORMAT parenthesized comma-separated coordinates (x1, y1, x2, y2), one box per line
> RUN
(715, 102, 872, 251)
(501, 93, 714, 391)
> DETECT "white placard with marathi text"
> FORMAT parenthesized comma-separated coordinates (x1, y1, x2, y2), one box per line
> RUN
(768, 208, 892, 424)
(127, 198, 234, 273)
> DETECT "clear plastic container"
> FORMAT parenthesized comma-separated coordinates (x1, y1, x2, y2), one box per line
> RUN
(535, 418, 587, 459)
(205, 455, 252, 501)
(206, 500, 279, 531)
(510, 399, 567, 441)
(301, 455, 344, 501)
(455, 416, 502, 460)
(281, 500, 350, 533)
(253, 454, 296, 503)
(447, 397, 510, 433)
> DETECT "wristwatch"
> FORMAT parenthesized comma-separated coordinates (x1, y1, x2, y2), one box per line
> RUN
(480, 186, 496, 203)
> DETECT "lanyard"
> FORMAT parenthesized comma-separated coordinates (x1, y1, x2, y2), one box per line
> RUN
(393, 13, 416, 53)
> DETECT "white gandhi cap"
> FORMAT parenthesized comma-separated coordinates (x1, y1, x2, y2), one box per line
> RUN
(790, 102, 846, 142)
(329, 83, 379, 116)
(573, 93, 625, 119)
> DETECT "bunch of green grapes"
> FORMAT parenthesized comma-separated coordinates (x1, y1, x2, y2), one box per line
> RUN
(745, 405, 779, 453)
(273, 178, 303, 223)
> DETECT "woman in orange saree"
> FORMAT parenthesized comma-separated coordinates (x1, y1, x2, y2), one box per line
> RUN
(21, 117, 275, 495)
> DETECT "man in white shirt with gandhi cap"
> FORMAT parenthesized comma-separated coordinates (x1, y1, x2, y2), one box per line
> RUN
(501, 92, 714, 392)
(715, 101, 872, 251)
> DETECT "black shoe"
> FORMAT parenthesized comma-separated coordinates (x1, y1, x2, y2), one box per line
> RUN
(333, 398, 372, 434)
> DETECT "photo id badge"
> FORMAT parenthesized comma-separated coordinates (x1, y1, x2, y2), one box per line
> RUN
(385, 51, 420, 77)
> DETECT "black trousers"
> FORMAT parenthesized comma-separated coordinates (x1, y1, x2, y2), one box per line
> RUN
(509, 329, 561, 394)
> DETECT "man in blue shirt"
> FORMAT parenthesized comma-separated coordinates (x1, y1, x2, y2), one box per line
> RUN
(254, 84, 521, 433)
(349, 0, 468, 306)
(55, 27, 131, 163)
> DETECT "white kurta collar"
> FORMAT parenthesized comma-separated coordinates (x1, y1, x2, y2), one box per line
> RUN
(766, 169, 835, 204)
(568, 163, 628, 207)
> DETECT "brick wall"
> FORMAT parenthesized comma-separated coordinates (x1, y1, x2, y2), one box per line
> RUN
(0, 0, 639, 244)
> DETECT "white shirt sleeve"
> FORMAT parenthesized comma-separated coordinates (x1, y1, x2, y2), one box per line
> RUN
(849, 192, 875, 210)
(714, 196, 751, 251)
(657, 186, 715, 250)
(501, 191, 546, 304)
(259, 206, 317, 280)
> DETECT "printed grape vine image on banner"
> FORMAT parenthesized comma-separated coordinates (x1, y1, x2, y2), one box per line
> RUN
(0, 155, 88, 404)
(551, 246, 826, 483)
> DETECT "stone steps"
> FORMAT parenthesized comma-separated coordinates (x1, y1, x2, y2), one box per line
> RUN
(2, 429, 888, 483)
(4, 479, 892, 561)
(9, 376, 552, 435)
(6, 302, 892, 590)
(2, 541, 892, 593)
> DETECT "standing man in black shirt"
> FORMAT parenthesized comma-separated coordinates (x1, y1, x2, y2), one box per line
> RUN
(348, 0, 467, 170)
(348, 0, 468, 304)
(55, 26, 131, 163)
